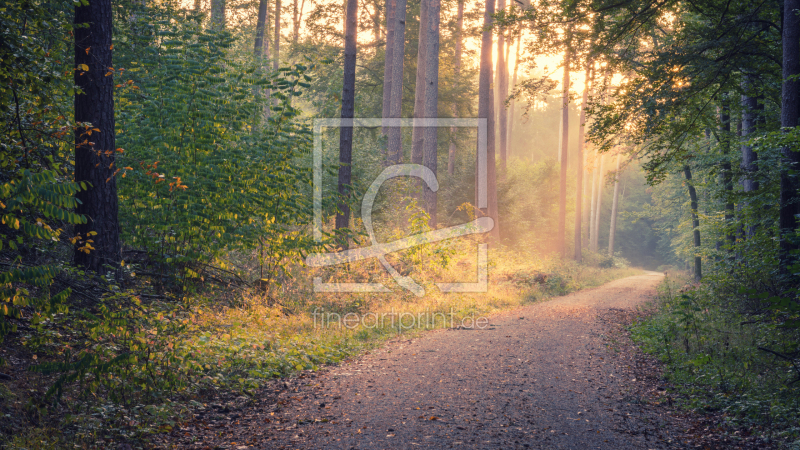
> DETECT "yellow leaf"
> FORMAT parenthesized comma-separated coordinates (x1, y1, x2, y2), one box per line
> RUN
(78, 64, 89, 71)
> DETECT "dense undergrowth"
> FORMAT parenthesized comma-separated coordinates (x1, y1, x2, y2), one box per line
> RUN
(631, 273, 800, 448)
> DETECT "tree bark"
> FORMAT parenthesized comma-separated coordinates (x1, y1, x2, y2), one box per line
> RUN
(194, 0, 202, 11)
(386, 0, 407, 164)
(293, 0, 305, 44)
(779, 0, 800, 272)
(335, 0, 358, 233)
(741, 79, 762, 238)
(684, 165, 702, 281)
(718, 98, 735, 250)
(591, 153, 605, 252)
(411, 0, 429, 165)
(381, 0, 396, 137)
(588, 149, 599, 250)
(422, 0, 440, 227)
(574, 63, 592, 262)
(508, 28, 521, 160)
(557, 34, 571, 257)
(74, 0, 121, 274)
(255, 0, 269, 57)
(210, 0, 225, 28)
(273, 0, 282, 71)
(447, 0, 464, 175)
(608, 154, 621, 256)
(496, 0, 508, 171)
(477, 0, 498, 239)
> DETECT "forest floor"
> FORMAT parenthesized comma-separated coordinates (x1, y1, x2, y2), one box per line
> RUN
(159, 272, 767, 450)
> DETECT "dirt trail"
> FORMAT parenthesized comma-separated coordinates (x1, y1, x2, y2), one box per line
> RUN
(173, 272, 692, 450)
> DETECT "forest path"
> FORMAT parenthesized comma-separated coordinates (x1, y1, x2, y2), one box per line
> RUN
(174, 272, 693, 450)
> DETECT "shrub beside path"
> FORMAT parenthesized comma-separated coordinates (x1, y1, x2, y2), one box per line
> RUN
(164, 272, 746, 449)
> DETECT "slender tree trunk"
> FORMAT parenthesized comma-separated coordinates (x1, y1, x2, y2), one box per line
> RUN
(477, 0, 498, 239)
(719, 98, 735, 250)
(741, 81, 762, 238)
(591, 154, 605, 252)
(448, 0, 464, 175)
(574, 63, 592, 261)
(423, 0, 440, 226)
(273, 0, 281, 71)
(381, 0, 396, 137)
(293, 0, 305, 44)
(779, 0, 800, 273)
(210, 0, 225, 28)
(508, 29, 520, 160)
(608, 154, 621, 256)
(411, 0, 429, 165)
(335, 0, 358, 233)
(496, 0, 508, 171)
(684, 165, 702, 281)
(557, 35, 571, 257)
(588, 149, 599, 250)
(194, 0, 202, 11)
(387, 0, 407, 164)
(255, 0, 268, 56)
(74, 0, 120, 273)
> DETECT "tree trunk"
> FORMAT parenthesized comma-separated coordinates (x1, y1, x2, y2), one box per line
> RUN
(194, 0, 202, 11)
(508, 29, 521, 160)
(273, 0, 281, 70)
(210, 0, 225, 28)
(684, 165, 702, 281)
(293, 0, 305, 44)
(779, 0, 800, 272)
(477, 0, 498, 239)
(411, 0, 429, 165)
(447, 0, 464, 175)
(74, 0, 121, 274)
(386, 0, 407, 164)
(741, 80, 762, 238)
(719, 98, 735, 250)
(381, 0, 396, 137)
(591, 153, 605, 252)
(335, 0, 358, 233)
(255, 0, 269, 57)
(574, 63, 592, 261)
(423, 0, 440, 226)
(557, 35, 571, 257)
(496, 0, 508, 171)
(588, 149, 598, 250)
(608, 154, 621, 256)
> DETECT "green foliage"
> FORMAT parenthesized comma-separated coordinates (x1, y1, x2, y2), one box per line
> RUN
(113, 4, 317, 283)
(0, 1, 87, 344)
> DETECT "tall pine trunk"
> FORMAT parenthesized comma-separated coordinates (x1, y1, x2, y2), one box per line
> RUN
(273, 0, 281, 70)
(255, 0, 268, 57)
(381, 0, 396, 138)
(608, 154, 621, 256)
(422, 0, 441, 226)
(477, 0, 498, 239)
(411, 0, 428, 165)
(741, 79, 762, 238)
(74, 0, 121, 273)
(210, 0, 225, 28)
(779, 0, 800, 273)
(387, 0, 407, 164)
(496, 0, 508, 170)
(719, 98, 735, 250)
(508, 29, 520, 159)
(557, 35, 571, 257)
(591, 154, 605, 252)
(574, 63, 592, 261)
(448, 0, 464, 175)
(588, 149, 599, 250)
(335, 0, 358, 233)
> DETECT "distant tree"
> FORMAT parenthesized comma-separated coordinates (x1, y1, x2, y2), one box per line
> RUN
(496, 0, 508, 170)
(381, 0, 396, 138)
(448, 0, 465, 175)
(574, 63, 592, 261)
(210, 0, 225, 28)
(273, 0, 282, 70)
(74, 0, 121, 273)
(684, 164, 702, 281)
(557, 27, 572, 256)
(423, 0, 441, 226)
(335, 0, 358, 233)
(608, 154, 621, 256)
(477, 0, 499, 239)
(411, 0, 429, 165)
